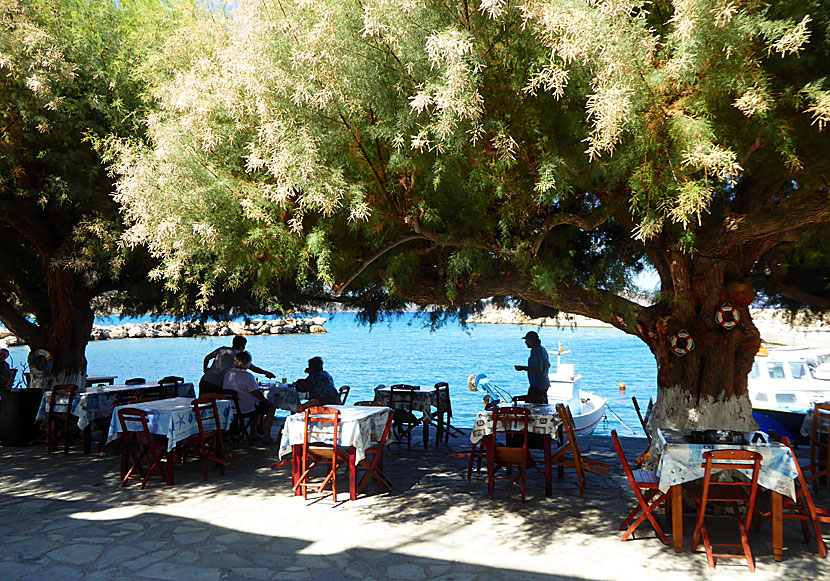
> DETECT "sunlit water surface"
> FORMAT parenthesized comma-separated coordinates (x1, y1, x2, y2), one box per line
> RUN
(7, 313, 658, 436)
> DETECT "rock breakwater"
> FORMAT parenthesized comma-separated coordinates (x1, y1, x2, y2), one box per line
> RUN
(1, 317, 327, 347)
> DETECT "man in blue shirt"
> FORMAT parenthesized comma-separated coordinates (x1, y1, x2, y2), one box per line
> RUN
(294, 356, 340, 405)
(514, 331, 550, 403)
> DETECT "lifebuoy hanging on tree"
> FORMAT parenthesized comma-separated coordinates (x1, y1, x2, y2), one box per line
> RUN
(670, 330, 694, 356)
(27, 349, 53, 377)
(715, 303, 740, 330)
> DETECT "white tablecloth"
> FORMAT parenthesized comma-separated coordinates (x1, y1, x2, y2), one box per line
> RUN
(469, 404, 561, 444)
(36, 382, 196, 430)
(655, 428, 798, 500)
(278, 405, 392, 464)
(106, 397, 234, 451)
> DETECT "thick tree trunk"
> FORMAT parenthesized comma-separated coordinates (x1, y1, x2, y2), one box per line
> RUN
(643, 257, 760, 432)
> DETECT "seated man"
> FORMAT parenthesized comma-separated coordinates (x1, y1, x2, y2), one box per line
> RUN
(294, 356, 339, 405)
(223, 351, 276, 444)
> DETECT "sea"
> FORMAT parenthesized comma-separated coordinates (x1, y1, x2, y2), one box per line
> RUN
(4, 312, 658, 437)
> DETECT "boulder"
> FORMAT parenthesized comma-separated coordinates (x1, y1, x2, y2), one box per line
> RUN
(309, 325, 326, 334)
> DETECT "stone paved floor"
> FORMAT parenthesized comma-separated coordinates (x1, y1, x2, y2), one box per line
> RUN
(1, 424, 828, 580)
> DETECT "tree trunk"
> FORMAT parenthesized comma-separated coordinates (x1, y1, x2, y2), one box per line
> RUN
(643, 258, 760, 432)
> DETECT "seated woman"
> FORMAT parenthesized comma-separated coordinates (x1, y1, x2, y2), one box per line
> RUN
(223, 350, 277, 444)
(294, 357, 339, 406)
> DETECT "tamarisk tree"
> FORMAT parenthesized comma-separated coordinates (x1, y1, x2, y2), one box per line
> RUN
(0, 0, 178, 387)
(114, 0, 830, 429)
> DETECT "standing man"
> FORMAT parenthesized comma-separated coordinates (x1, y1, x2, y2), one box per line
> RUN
(199, 335, 275, 395)
(514, 331, 550, 403)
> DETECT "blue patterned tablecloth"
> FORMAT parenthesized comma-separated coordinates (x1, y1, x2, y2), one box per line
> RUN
(36, 383, 196, 430)
(106, 397, 234, 451)
(260, 383, 300, 413)
(278, 405, 392, 464)
(655, 428, 798, 500)
(469, 404, 561, 444)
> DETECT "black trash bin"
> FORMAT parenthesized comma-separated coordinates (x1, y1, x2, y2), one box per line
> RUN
(0, 388, 44, 446)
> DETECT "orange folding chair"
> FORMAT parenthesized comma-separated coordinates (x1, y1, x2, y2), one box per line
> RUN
(117, 408, 170, 490)
(689, 449, 762, 572)
(611, 430, 669, 544)
(808, 403, 830, 489)
(550, 403, 610, 494)
(179, 396, 230, 481)
(356, 412, 394, 495)
(31, 384, 79, 454)
(487, 406, 533, 501)
(293, 406, 353, 502)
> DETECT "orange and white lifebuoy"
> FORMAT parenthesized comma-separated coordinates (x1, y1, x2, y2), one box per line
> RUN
(670, 330, 694, 356)
(715, 303, 740, 330)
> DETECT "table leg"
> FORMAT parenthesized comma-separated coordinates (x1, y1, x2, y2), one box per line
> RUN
(349, 448, 357, 501)
(543, 436, 552, 497)
(165, 450, 175, 485)
(292, 444, 302, 496)
(671, 485, 683, 553)
(83, 424, 92, 455)
(771, 491, 783, 561)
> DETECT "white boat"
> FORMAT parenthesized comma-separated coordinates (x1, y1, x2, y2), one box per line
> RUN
(547, 344, 607, 437)
(467, 343, 607, 437)
(749, 346, 830, 442)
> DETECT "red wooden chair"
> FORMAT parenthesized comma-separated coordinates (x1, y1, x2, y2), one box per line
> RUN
(550, 404, 610, 495)
(487, 406, 533, 501)
(756, 437, 829, 558)
(31, 384, 79, 454)
(179, 396, 230, 481)
(356, 412, 394, 495)
(808, 403, 830, 489)
(300, 399, 320, 411)
(689, 449, 762, 572)
(611, 430, 669, 544)
(293, 406, 352, 502)
(631, 396, 652, 466)
(117, 407, 169, 490)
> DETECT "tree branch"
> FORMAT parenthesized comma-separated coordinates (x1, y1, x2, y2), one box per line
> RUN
(332, 233, 428, 295)
(530, 208, 611, 256)
(0, 293, 41, 342)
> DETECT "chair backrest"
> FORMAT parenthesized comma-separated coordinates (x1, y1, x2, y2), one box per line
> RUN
(338, 385, 350, 405)
(191, 396, 222, 435)
(611, 429, 635, 475)
(700, 449, 762, 526)
(632, 396, 651, 443)
(354, 400, 383, 407)
(435, 382, 452, 417)
(117, 407, 154, 443)
(303, 405, 340, 447)
(125, 377, 146, 385)
(389, 384, 419, 411)
(556, 403, 583, 458)
(134, 385, 166, 402)
(492, 406, 531, 437)
(810, 402, 830, 443)
(49, 384, 78, 414)
(158, 375, 184, 385)
(221, 389, 243, 415)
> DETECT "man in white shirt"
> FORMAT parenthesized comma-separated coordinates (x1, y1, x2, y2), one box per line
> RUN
(223, 350, 276, 444)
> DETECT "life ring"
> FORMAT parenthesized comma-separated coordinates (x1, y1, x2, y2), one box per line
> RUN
(715, 303, 740, 330)
(669, 330, 694, 356)
(27, 349, 53, 378)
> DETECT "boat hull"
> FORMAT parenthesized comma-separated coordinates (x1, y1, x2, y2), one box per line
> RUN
(751, 408, 808, 444)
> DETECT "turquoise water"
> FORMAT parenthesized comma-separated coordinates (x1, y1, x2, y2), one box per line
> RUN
(6, 313, 657, 436)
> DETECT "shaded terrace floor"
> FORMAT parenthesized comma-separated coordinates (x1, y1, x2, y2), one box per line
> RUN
(0, 426, 828, 580)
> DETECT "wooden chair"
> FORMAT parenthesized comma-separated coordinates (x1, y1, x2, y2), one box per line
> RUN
(689, 449, 762, 572)
(293, 406, 352, 502)
(611, 430, 669, 544)
(389, 384, 423, 450)
(338, 386, 350, 405)
(158, 375, 184, 398)
(222, 389, 258, 446)
(125, 377, 146, 385)
(117, 407, 169, 489)
(808, 402, 830, 488)
(300, 399, 320, 411)
(487, 406, 533, 501)
(179, 396, 230, 481)
(631, 396, 652, 466)
(550, 403, 610, 494)
(430, 382, 461, 446)
(354, 401, 384, 407)
(31, 384, 79, 454)
(356, 412, 394, 495)
(756, 437, 829, 558)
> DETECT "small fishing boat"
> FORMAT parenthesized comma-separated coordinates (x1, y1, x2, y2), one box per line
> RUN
(749, 346, 830, 442)
(467, 343, 607, 437)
